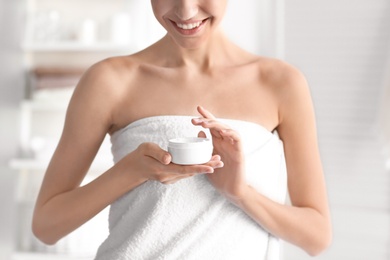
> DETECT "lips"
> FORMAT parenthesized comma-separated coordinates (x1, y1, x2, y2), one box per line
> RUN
(176, 21, 202, 30)
(170, 18, 208, 36)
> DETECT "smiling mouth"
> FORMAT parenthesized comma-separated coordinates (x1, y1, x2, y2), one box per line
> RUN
(175, 21, 202, 30)
(171, 18, 209, 33)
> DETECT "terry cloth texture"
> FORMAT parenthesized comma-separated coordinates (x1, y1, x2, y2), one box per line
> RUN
(95, 116, 287, 260)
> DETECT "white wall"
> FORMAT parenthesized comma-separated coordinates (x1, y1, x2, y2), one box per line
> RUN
(222, 0, 283, 57)
(0, 0, 25, 259)
(283, 0, 390, 259)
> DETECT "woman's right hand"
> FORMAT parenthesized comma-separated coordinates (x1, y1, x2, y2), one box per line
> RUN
(118, 142, 224, 185)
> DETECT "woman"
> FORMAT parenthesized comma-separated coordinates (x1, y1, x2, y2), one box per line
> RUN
(32, 0, 332, 259)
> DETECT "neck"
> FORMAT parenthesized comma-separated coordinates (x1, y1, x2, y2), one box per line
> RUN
(156, 29, 237, 70)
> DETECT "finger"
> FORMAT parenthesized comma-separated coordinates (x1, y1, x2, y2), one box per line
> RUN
(197, 131, 207, 138)
(161, 157, 223, 184)
(220, 129, 241, 143)
(210, 154, 221, 161)
(161, 173, 193, 184)
(207, 156, 224, 169)
(165, 154, 222, 176)
(140, 142, 171, 165)
(197, 106, 216, 119)
(192, 118, 228, 130)
(192, 119, 229, 138)
(162, 173, 194, 184)
(162, 180, 177, 185)
(159, 169, 207, 185)
(205, 121, 241, 144)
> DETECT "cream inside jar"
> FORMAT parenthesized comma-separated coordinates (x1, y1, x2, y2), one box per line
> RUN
(168, 137, 213, 165)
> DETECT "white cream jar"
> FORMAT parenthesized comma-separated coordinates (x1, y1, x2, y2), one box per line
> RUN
(168, 137, 213, 165)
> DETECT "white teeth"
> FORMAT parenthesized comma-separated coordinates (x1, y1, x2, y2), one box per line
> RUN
(176, 21, 202, 30)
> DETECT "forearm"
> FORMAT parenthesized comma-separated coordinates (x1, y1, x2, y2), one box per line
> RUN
(234, 185, 332, 256)
(32, 165, 146, 245)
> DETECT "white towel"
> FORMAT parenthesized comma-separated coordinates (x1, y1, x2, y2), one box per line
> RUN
(95, 116, 287, 260)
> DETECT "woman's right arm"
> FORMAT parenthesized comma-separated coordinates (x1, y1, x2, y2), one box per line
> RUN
(32, 60, 221, 245)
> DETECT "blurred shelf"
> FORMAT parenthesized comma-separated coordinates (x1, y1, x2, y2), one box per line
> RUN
(9, 158, 112, 172)
(12, 252, 94, 260)
(22, 42, 136, 52)
(22, 99, 69, 111)
(9, 158, 49, 170)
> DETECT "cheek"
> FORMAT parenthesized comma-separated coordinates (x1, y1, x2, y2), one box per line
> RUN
(151, 0, 172, 26)
(151, 0, 173, 13)
(204, 1, 227, 23)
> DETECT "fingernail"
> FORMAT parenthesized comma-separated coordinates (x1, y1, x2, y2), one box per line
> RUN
(206, 168, 214, 174)
(163, 154, 170, 164)
(213, 155, 221, 160)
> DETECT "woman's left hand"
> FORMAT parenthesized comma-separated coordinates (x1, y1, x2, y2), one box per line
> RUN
(192, 106, 248, 202)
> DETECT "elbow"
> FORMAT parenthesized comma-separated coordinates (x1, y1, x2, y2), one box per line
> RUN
(306, 227, 333, 257)
(32, 214, 60, 246)
(307, 238, 332, 257)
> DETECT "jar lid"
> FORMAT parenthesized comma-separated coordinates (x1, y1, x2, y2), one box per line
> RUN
(168, 137, 211, 149)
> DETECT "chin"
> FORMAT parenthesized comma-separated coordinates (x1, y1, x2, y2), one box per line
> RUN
(171, 35, 210, 50)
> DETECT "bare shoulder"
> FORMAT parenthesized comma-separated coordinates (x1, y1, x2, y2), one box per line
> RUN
(74, 54, 143, 101)
(76, 55, 139, 97)
(66, 55, 141, 132)
(256, 57, 308, 95)
(255, 57, 312, 123)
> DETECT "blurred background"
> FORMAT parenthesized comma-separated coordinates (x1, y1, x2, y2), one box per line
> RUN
(0, 0, 389, 259)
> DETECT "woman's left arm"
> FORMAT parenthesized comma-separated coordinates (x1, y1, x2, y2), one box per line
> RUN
(192, 66, 332, 256)
(269, 65, 332, 255)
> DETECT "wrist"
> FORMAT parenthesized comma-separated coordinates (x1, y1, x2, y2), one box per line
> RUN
(226, 184, 253, 208)
(110, 162, 147, 192)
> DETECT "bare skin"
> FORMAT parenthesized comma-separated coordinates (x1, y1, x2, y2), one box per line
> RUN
(32, 0, 332, 257)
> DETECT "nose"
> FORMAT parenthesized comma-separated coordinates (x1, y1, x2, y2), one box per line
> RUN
(175, 0, 198, 21)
